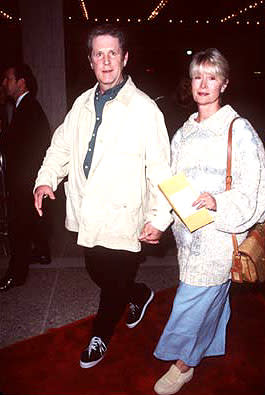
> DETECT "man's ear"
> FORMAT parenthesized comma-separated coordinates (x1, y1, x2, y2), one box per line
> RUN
(88, 56, 93, 70)
(123, 52, 128, 67)
(17, 78, 26, 91)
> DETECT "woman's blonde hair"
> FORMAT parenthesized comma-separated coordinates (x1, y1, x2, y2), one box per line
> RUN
(189, 48, 229, 82)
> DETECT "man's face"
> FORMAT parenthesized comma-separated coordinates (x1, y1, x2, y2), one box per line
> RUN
(2, 68, 20, 100)
(90, 34, 128, 93)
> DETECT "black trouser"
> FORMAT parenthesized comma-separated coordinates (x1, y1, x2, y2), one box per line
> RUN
(7, 194, 50, 280)
(84, 246, 147, 344)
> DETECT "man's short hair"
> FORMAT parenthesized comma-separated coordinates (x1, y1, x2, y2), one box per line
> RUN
(12, 63, 38, 96)
(87, 24, 128, 59)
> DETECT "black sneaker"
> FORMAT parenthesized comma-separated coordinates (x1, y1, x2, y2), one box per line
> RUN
(80, 336, 107, 368)
(126, 288, 154, 328)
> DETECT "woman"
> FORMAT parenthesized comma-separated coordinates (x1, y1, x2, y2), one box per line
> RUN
(153, 48, 265, 395)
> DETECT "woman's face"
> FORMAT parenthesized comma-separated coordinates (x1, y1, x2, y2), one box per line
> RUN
(191, 65, 227, 108)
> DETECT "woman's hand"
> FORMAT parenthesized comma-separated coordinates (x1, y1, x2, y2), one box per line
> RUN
(192, 192, 217, 211)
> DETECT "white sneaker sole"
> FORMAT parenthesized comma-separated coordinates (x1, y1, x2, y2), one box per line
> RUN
(126, 289, 154, 328)
(80, 355, 104, 368)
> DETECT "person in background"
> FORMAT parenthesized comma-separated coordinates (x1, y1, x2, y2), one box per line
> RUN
(153, 48, 265, 394)
(172, 77, 196, 130)
(33, 24, 172, 368)
(0, 63, 51, 292)
(0, 85, 9, 239)
(0, 86, 7, 135)
(155, 77, 196, 141)
(0, 84, 14, 135)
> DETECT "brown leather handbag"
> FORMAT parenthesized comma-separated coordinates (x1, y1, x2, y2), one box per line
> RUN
(226, 118, 265, 283)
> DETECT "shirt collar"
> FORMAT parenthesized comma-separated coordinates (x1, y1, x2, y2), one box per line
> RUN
(95, 75, 128, 101)
(182, 105, 238, 138)
(16, 91, 29, 108)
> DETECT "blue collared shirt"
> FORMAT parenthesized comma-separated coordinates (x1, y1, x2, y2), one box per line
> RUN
(83, 76, 128, 178)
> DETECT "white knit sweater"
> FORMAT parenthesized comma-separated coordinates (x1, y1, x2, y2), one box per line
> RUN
(171, 105, 265, 286)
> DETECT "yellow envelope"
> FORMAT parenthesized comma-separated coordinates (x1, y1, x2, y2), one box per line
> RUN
(159, 172, 214, 232)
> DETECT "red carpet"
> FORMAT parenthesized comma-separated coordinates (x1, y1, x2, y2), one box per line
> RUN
(0, 284, 265, 395)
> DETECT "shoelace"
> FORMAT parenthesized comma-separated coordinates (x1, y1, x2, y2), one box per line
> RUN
(129, 302, 139, 315)
(88, 336, 106, 355)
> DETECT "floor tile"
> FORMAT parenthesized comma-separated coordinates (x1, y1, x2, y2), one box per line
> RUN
(0, 269, 58, 348)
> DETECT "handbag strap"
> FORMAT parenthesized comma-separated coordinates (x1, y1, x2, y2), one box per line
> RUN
(226, 117, 241, 254)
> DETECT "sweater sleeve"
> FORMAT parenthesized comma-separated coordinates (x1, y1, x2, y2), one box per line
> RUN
(214, 118, 265, 233)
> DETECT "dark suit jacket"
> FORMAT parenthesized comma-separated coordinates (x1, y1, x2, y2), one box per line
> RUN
(1, 93, 51, 212)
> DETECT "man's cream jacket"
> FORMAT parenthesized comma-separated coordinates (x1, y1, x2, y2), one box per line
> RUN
(35, 77, 172, 251)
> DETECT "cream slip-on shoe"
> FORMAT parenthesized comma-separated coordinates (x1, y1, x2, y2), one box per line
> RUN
(154, 364, 194, 394)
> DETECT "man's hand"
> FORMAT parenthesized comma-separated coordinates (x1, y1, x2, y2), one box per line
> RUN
(34, 185, 55, 216)
(139, 222, 163, 245)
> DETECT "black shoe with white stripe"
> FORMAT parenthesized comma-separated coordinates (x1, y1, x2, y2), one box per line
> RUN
(126, 288, 154, 328)
(80, 336, 107, 368)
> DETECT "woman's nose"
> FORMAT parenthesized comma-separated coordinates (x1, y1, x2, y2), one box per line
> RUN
(200, 77, 207, 88)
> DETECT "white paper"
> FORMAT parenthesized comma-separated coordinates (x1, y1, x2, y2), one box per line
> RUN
(170, 186, 200, 218)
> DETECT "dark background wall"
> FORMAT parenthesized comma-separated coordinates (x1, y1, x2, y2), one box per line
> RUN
(64, 22, 264, 137)
(1, 21, 264, 138)
(0, 23, 22, 70)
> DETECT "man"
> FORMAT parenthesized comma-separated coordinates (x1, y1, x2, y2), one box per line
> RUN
(0, 86, 8, 135)
(0, 63, 51, 292)
(34, 25, 172, 368)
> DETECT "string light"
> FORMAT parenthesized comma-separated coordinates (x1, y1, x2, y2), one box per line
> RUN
(79, 0, 88, 20)
(0, 1, 263, 26)
(221, 0, 264, 22)
(73, 0, 263, 25)
(148, 0, 170, 21)
(0, 9, 13, 20)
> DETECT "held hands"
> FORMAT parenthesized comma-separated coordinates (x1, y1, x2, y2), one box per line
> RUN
(139, 222, 163, 245)
(192, 192, 217, 211)
(34, 185, 55, 216)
